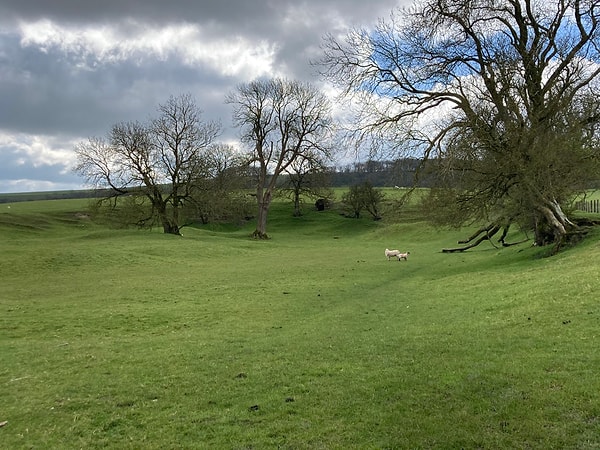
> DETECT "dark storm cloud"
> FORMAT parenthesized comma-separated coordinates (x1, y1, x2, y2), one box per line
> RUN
(0, 32, 232, 136)
(0, 1, 400, 29)
(0, 0, 278, 27)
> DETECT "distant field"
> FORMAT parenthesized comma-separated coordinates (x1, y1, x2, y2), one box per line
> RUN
(0, 189, 99, 203)
(1, 193, 600, 448)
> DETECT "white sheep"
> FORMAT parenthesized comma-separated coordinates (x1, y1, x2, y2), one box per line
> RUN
(385, 248, 401, 260)
(397, 252, 410, 261)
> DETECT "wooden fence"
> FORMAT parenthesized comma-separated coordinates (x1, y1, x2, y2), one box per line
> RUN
(576, 199, 600, 213)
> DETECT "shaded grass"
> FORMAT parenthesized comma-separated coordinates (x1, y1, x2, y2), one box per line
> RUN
(1, 196, 600, 448)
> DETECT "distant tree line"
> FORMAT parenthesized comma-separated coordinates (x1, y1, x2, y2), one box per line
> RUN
(0, 188, 114, 204)
(325, 158, 431, 188)
(0, 157, 444, 206)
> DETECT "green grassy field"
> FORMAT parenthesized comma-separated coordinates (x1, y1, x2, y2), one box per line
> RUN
(1, 194, 600, 449)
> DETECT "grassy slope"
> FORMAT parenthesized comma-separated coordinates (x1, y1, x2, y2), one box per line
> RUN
(1, 196, 599, 449)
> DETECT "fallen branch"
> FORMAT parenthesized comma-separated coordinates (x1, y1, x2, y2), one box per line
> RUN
(443, 223, 501, 253)
(457, 223, 500, 244)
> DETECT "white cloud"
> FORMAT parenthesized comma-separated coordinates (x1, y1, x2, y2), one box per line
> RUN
(18, 19, 278, 79)
(0, 132, 85, 192)
(0, 178, 82, 193)
(0, 131, 77, 169)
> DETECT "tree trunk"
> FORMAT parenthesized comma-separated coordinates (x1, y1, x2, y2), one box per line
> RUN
(253, 188, 272, 239)
(293, 190, 302, 217)
(534, 199, 577, 252)
(156, 203, 181, 235)
(162, 221, 181, 235)
(160, 211, 181, 235)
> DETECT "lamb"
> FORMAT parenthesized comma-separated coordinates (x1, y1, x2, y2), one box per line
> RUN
(385, 248, 401, 260)
(397, 252, 410, 261)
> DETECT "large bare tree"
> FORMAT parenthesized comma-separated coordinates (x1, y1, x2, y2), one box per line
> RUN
(321, 0, 600, 252)
(227, 78, 334, 238)
(75, 94, 221, 234)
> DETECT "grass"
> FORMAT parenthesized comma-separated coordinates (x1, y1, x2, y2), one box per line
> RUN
(1, 194, 600, 448)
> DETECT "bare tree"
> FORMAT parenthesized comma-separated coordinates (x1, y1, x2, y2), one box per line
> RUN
(75, 94, 221, 234)
(281, 151, 334, 217)
(321, 0, 600, 252)
(227, 78, 334, 238)
(184, 143, 253, 224)
(342, 181, 385, 220)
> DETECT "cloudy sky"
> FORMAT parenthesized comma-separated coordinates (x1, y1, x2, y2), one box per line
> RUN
(0, 0, 411, 193)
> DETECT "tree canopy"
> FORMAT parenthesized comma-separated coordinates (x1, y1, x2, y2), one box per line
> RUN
(321, 0, 600, 252)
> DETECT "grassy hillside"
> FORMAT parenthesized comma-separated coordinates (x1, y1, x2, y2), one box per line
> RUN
(1, 195, 599, 449)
